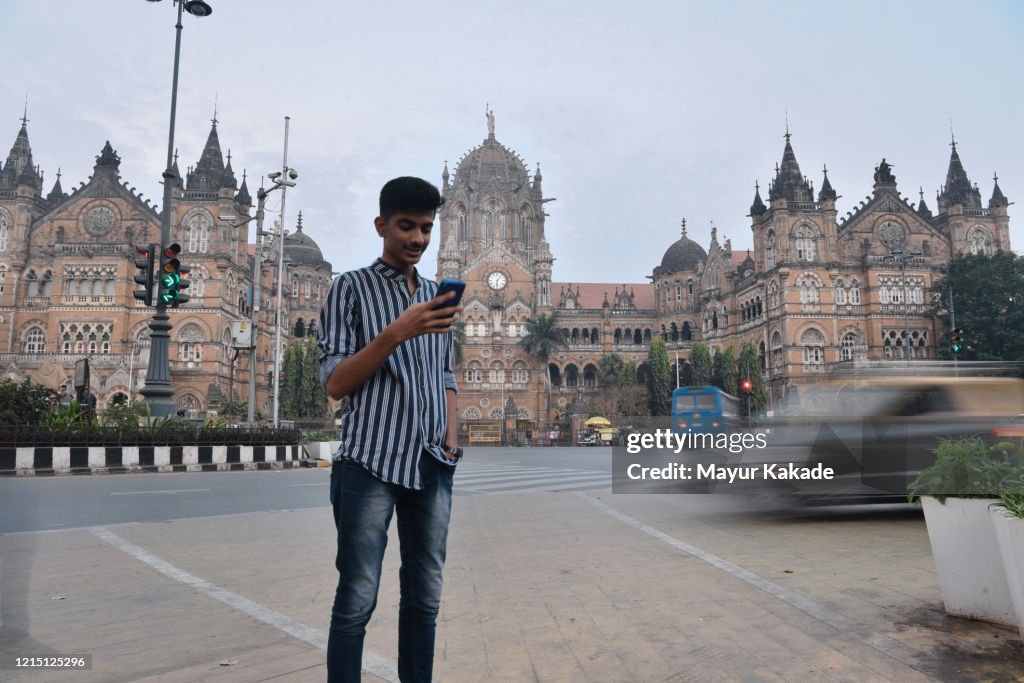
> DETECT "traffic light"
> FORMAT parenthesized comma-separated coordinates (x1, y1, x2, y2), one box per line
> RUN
(740, 379, 753, 394)
(133, 243, 155, 306)
(279, 370, 287, 387)
(158, 243, 189, 308)
(951, 328, 963, 354)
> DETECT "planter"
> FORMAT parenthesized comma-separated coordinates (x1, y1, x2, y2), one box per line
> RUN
(990, 506, 1024, 639)
(304, 441, 340, 460)
(921, 496, 1015, 626)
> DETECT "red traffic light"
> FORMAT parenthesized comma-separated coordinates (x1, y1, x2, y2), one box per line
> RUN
(135, 244, 152, 257)
(741, 379, 753, 393)
(162, 243, 182, 260)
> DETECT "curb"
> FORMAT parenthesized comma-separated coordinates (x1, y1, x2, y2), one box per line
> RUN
(0, 444, 307, 476)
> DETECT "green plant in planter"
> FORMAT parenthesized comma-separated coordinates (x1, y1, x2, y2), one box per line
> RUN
(908, 436, 1018, 503)
(997, 474, 1024, 517)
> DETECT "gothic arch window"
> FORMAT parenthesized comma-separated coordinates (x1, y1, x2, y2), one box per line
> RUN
(765, 230, 776, 269)
(565, 364, 579, 388)
(484, 199, 504, 243)
(681, 321, 692, 341)
(794, 224, 818, 262)
(464, 407, 481, 420)
(670, 322, 679, 342)
(0, 210, 9, 252)
(768, 280, 781, 309)
(771, 330, 784, 372)
(758, 341, 766, 370)
(454, 204, 468, 242)
(294, 319, 306, 337)
(835, 279, 847, 305)
(24, 325, 46, 353)
(464, 361, 483, 385)
(304, 276, 312, 300)
(841, 332, 858, 361)
(797, 274, 820, 305)
(308, 318, 317, 338)
(26, 270, 39, 297)
(0, 263, 6, 298)
(488, 362, 506, 385)
(801, 328, 825, 366)
(968, 226, 992, 255)
(225, 274, 235, 305)
(849, 280, 861, 305)
(192, 268, 205, 299)
(177, 322, 206, 363)
(186, 212, 211, 254)
(707, 264, 720, 289)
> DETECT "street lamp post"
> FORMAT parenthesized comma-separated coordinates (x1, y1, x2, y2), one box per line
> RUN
(139, 0, 212, 417)
(270, 117, 296, 428)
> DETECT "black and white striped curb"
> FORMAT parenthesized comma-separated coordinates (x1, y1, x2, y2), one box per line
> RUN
(0, 444, 308, 475)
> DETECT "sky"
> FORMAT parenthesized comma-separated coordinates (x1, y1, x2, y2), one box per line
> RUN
(2, 0, 1022, 284)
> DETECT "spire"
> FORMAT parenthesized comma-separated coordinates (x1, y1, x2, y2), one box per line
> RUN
(47, 167, 66, 202)
(235, 169, 251, 206)
(1, 115, 42, 190)
(186, 119, 227, 194)
(533, 162, 542, 192)
(768, 129, 813, 203)
(990, 172, 1009, 209)
(442, 160, 449, 188)
(818, 164, 836, 202)
(916, 186, 933, 219)
(296, 210, 304, 232)
(750, 181, 767, 216)
(938, 136, 981, 210)
(222, 149, 237, 189)
(680, 217, 688, 239)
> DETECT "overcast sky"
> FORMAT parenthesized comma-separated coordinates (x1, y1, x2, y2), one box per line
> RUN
(2, 0, 1022, 284)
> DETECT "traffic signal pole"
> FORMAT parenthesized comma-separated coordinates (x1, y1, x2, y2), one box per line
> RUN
(950, 285, 958, 377)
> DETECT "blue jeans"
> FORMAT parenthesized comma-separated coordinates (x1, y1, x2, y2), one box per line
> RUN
(328, 456, 454, 683)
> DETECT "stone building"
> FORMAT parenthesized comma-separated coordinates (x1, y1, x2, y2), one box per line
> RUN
(438, 115, 1011, 430)
(0, 114, 331, 416)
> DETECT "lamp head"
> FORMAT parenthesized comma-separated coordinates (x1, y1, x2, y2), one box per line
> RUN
(183, 0, 213, 16)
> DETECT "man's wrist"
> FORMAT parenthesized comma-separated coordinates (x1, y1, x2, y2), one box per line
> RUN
(443, 444, 463, 460)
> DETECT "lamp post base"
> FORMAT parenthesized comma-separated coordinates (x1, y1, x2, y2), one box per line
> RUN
(140, 310, 177, 418)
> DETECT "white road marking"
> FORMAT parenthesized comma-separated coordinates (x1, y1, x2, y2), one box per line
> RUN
(110, 488, 211, 495)
(289, 482, 330, 487)
(464, 472, 609, 491)
(578, 493, 922, 665)
(90, 526, 400, 683)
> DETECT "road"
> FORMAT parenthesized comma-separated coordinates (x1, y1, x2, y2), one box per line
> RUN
(2, 447, 1021, 682)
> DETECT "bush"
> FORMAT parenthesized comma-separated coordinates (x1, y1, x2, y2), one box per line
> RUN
(908, 436, 1018, 502)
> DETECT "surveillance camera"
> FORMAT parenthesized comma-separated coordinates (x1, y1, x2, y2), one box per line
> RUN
(268, 171, 282, 180)
(288, 169, 298, 180)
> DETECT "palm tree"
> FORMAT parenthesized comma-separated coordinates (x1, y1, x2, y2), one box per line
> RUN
(522, 313, 568, 423)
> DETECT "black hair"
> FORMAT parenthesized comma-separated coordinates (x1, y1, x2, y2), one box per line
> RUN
(379, 177, 444, 221)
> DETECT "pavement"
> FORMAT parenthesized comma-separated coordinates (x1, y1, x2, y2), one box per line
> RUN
(2, 481, 1023, 682)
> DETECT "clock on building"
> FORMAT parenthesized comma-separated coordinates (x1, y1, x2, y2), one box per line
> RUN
(487, 271, 508, 290)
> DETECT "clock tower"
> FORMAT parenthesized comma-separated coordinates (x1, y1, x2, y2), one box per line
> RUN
(437, 108, 555, 430)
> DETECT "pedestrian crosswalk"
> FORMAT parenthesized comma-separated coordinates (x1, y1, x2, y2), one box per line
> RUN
(454, 462, 611, 495)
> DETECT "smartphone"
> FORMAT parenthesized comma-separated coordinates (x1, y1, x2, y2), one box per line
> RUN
(435, 278, 466, 310)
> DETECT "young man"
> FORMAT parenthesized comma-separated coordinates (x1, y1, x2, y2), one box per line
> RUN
(317, 176, 462, 683)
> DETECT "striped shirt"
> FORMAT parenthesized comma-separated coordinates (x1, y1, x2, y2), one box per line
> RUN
(317, 258, 457, 489)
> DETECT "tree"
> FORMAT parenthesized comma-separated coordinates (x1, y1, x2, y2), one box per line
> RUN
(280, 337, 330, 419)
(521, 313, 568, 422)
(711, 346, 737, 396)
(689, 342, 713, 386)
(931, 252, 1024, 362)
(619, 360, 638, 386)
(596, 353, 626, 416)
(647, 337, 673, 416)
(737, 340, 768, 417)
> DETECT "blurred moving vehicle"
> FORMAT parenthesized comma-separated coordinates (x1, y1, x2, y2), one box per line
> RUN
(672, 386, 741, 435)
(730, 375, 1024, 504)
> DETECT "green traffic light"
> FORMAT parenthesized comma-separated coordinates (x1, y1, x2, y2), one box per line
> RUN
(161, 272, 180, 289)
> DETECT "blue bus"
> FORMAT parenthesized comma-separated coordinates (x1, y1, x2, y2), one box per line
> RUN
(671, 386, 741, 435)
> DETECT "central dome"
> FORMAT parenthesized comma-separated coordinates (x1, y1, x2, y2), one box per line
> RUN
(283, 215, 329, 269)
(452, 137, 530, 188)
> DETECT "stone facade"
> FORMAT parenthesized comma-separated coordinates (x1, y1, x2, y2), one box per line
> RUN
(0, 116, 332, 416)
(440, 119, 1011, 421)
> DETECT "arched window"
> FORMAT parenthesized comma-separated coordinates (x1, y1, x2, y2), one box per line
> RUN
(291, 274, 299, 299)
(26, 270, 39, 297)
(801, 329, 825, 366)
(192, 268, 205, 299)
(771, 330, 784, 372)
(768, 280, 781, 309)
(484, 200, 503, 243)
(24, 326, 46, 353)
(455, 204, 468, 242)
(799, 276, 819, 305)
(187, 213, 211, 254)
(764, 230, 776, 269)
(849, 280, 861, 305)
(0, 263, 6, 298)
(835, 279, 847, 305)
(968, 226, 992, 255)
(294, 319, 306, 337)
(304, 277, 312, 300)
(519, 204, 534, 243)
(177, 323, 206, 363)
(0, 211, 8, 252)
(841, 332, 858, 361)
(794, 224, 818, 262)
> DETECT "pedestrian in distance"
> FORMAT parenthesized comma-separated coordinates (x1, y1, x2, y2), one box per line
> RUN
(317, 176, 463, 683)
